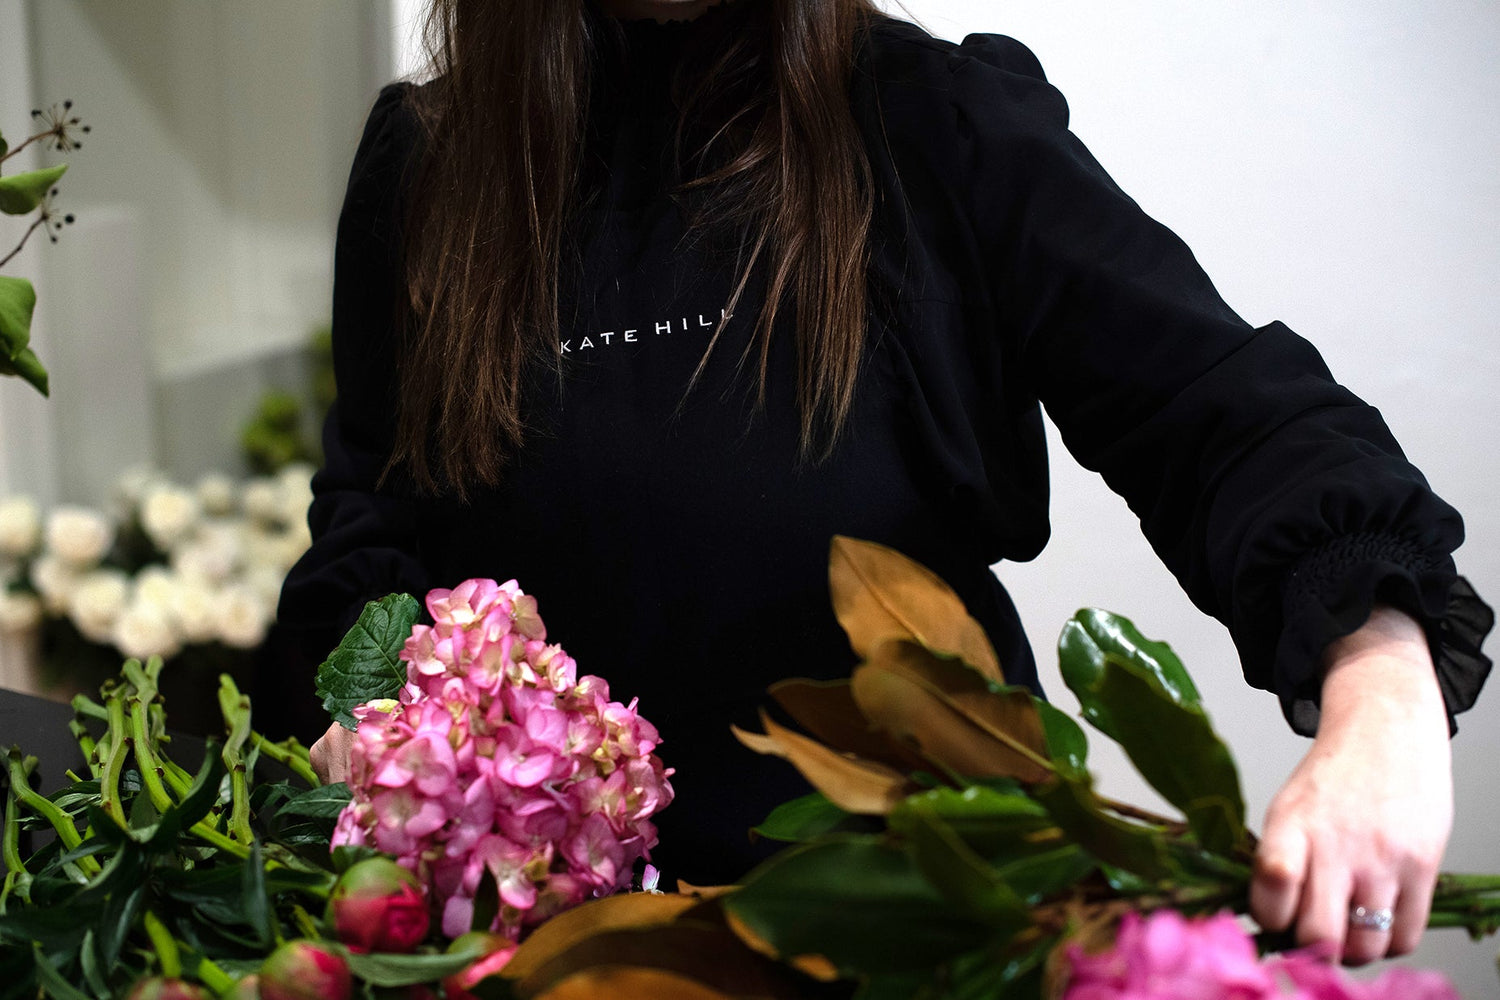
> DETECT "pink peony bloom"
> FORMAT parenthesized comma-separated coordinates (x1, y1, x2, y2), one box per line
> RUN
(331, 579, 674, 941)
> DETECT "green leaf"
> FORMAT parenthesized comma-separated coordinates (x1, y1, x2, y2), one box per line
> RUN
(1094, 655, 1248, 854)
(0, 346, 50, 397)
(992, 844, 1097, 905)
(241, 839, 274, 949)
(1057, 609, 1201, 741)
(1036, 699, 1087, 772)
(31, 943, 92, 1000)
(344, 947, 483, 987)
(77, 929, 109, 1000)
(887, 802, 1032, 934)
(1032, 770, 1176, 882)
(0, 276, 37, 357)
(316, 594, 420, 729)
(725, 835, 991, 976)
(751, 792, 856, 843)
(0, 131, 8, 159)
(275, 782, 352, 820)
(889, 786, 1052, 863)
(0, 164, 66, 216)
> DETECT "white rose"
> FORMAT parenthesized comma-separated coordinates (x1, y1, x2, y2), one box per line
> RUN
(242, 479, 283, 527)
(171, 578, 220, 645)
(0, 590, 43, 633)
(134, 565, 181, 613)
(31, 554, 81, 613)
(69, 569, 130, 644)
(276, 464, 316, 525)
(113, 597, 181, 661)
(140, 485, 201, 552)
(217, 584, 268, 649)
(45, 506, 114, 568)
(0, 496, 42, 559)
(245, 564, 288, 611)
(113, 466, 162, 509)
(195, 473, 238, 517)
(172, 524, 241, 586)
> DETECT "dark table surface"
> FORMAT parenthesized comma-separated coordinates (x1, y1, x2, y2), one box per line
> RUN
(0, 686, 91, 794)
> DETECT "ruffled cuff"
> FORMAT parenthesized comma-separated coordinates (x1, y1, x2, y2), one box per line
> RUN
(1275, 532, 1493, 736)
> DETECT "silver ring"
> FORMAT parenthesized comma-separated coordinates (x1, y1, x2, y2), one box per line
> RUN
(1349, 905, 1394, 932)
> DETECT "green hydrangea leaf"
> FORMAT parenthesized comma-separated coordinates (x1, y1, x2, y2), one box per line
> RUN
(316, 594, 420, 729)
(0, 163, 66, 216)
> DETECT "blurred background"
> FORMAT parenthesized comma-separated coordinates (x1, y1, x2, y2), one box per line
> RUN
(0, 0, 1496, 992)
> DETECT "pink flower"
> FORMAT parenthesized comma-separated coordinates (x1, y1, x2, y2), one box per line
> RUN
(332, 578, 674, 940)
(1271, 951, 1462, 1000)
(1064, 910, 1275, 1000)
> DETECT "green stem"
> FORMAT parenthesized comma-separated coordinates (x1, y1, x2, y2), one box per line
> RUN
(129, 696, 176, 813)
(3, 749, 98, 875)
(252, 732, 320, 788)
(217, 676, 254, 845)
(142, 909, 182, 978)
(97, 690, 130, 827)
(2, 755, 34, 908)
(195, 955, 235, 995)
(1436, 873, 1500, 897)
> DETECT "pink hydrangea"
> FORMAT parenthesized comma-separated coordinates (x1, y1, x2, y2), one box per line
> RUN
(1063, 910, 1462, 1000)
(331, 579, 674, 940)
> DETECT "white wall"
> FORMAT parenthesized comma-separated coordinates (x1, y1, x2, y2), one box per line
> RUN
(883, 0, 1499, 992)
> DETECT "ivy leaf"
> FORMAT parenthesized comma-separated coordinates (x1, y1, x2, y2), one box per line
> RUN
(316, 594, 420, 729)
(0, 346, 49, 396)
(0, 276, 37, 357)
(0, 164, 67, 216)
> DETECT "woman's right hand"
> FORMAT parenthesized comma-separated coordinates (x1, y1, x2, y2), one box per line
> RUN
(309, 722, 359, 784)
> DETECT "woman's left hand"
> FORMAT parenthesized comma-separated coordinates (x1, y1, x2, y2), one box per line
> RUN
(1249, 605, 1453, 964)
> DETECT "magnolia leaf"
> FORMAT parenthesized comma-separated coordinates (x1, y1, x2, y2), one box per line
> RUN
(850, 640, 1051, 784)
(887, 800, 1033, 933)
(829, 536, 1003, 683)
(316, 593, 420, 729)
(0, 164, 66, 216)
(890, 786, 1056, 864)
(751, 792, 857, 843)
(726, 835, 991, 976)
(768, 678, 925, 769)
(1036, 700, 1088, 773)
(503, 892, 700, 982)
(0, 347, 51, 397)
(514, 923, 811, 999)
(0, 276, 37, 356)
(1057, 609, 1201, 741)
(534, 967, 736, 1000)
(1032, 771, 1175, 883)
(992, 844, 1098, 906)
(732, 713, 910, 815)
(1094, 655, 1248, 855)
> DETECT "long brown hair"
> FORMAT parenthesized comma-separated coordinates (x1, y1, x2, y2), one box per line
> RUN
(392, 0, 881, 495)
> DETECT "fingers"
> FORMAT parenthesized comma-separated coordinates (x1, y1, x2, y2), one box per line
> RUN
(310, 723, 355, 784)
(1250, 821, 1306, 933)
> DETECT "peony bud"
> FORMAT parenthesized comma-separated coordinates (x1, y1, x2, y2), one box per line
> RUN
(259, 940, 352, 1000)
(326, 857, 430, 954)
(440, 931, 518, 1000)
(221, 975, 260, 1000)
(124, 978, 211, 1000)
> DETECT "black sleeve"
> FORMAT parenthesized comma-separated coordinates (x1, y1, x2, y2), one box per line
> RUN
(945, 34, 1491, 733)
(267, 84, 432, 731)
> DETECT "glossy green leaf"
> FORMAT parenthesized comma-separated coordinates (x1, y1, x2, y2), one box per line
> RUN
(1057, 609, 1201, 741)
(0, 346, 49, 396)
(316, 593, 420, 729)
(726, 835, 991, 976)
(1095, 655, 1248, 854)
(751, 792, 856, 843)
(1032, 771, 1175, 882)
(1036, 699, 1088, 772)
(993, 844, 1097, 905)
(241, 839, 274, 949)
(0, 276, 36, 356)
(887, 800, 1032, 934)
(889, 786, 1052, 863)
(0, 164, 66, 215)
(31, 944, 92, 1000)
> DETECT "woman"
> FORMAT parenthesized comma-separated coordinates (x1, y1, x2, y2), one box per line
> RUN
(275, 0, 1492, 965)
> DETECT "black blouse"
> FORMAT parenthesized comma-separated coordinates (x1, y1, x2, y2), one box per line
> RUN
(271, 11, 1491, 883)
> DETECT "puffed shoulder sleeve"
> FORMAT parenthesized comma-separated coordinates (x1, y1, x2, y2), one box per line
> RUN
(274, 84, 430, 673)
(944, 33, 1491, 733)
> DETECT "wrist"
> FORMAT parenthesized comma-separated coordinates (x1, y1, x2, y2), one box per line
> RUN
(1316, 605, 1447, 740)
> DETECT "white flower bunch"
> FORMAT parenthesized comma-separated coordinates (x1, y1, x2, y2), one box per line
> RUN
(0, 467, 315, 660)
